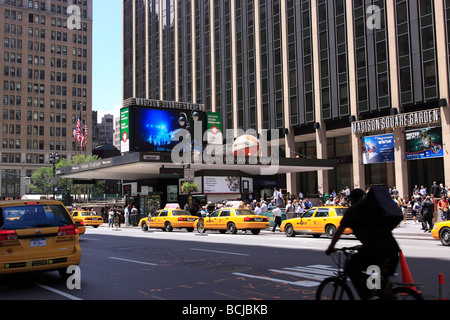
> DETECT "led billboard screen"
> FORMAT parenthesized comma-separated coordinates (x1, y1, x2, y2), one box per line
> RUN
(129, 107, 206, 152)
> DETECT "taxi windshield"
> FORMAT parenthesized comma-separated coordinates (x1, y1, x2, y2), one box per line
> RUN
(234, 209, 255, 216)
(171, 210, 190, 216)
(334, 208, 346, 216)
(0, 204, 73, 230)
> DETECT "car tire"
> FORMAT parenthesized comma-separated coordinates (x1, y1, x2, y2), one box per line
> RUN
(440, 227, 450, 246)
(325, 225, 336, 239)
(251, 229, 260, 235)
(227, 222, 237, 234)
(165, 222, 173, 232)
(141, 222, 148, 232)
(186, 228, 194, 232)
(285, 224, 295, 237)
(197, 219, 205, 233)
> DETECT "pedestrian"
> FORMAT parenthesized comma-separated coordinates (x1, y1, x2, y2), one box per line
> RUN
(131, 205, 138, 225)
(411, 196, 421, 224)
(285, 200, 295, 219)
(400, 196, 410, 224)
(420, 185, 427, 196)
(261, 201, 268, 213)
(431, 181, 440, 198)
(108, 207, 115, 228)
(254, 202, 262, 215)
(124, 205, 130, 226)
(420, 196, 435, 232)
(438, 195, 449, 221)
(272, 205, 282, 232)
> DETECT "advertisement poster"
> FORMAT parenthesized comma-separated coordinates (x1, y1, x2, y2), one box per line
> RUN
(405, 127, 444, 160)
(362, 134, 394, 164)
(207, 112, 223, 145)
(132, 107, 206, 152)
(203, 176, 241, 194)
(120, 107, 130, 153)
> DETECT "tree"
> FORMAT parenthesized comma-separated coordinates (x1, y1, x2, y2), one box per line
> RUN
(29, 167, 53, 196)
(29, 154, 106, 199)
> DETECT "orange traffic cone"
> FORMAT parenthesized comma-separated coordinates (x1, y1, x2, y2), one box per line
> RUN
(438, 273, 448, 300)
(399, 250, 420, 293)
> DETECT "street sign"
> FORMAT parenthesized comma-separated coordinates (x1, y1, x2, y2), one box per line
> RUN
(184, 168, 195, 181)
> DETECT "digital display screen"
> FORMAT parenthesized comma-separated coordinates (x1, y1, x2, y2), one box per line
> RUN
(131, 107, 206, 152)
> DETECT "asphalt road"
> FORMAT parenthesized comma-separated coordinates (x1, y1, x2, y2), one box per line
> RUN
(0, 225, 448, 306)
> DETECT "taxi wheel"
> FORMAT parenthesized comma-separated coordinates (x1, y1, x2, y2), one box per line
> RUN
(285, 224, 295, 237)
(251, 229, 260, 235)
(165, 222, 173, 232)
(141, 222, 148, 232)
(227, 222, 237, 234)
(186, 228, 194, 232)
(197, 220, 205, 233)
(325, 225, 336, 239)
(440, 227, 450, 246)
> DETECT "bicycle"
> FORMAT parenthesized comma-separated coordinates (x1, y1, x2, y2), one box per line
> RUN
(315, 246, 424, 300)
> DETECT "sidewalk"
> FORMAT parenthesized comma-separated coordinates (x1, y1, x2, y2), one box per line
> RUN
(392, 220, 434, 239)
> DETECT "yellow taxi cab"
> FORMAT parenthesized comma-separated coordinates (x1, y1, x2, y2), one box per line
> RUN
(139, 208, 199, 232)
(71, 217, 86, 235)
(70, 210, 103, 228)
(194, 207, 270, 235)
(280, 206, 352, 238)
(431, 221, 450, 246)
(0, 200, 81, 278)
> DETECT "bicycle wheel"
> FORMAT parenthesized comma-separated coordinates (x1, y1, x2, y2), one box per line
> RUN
(315, 277, 355, 300)
(391, 286, 424, 300)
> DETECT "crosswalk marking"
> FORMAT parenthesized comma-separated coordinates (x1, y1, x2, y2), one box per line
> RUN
(233, 265, 338, 288)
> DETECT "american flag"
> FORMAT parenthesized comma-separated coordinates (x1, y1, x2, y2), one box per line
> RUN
(83, 124, 88, 147)
(76, 112, 82, 142)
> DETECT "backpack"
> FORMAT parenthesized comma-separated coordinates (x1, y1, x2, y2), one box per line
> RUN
(356, 186, 403, 232)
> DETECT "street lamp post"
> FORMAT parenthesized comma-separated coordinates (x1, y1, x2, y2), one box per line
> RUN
(178, 111, 200, 210)
(49, 152, 60, 200)
(178, 110, 200, 169)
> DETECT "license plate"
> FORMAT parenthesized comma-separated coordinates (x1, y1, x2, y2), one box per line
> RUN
(188, 218, 195, 221)
(255, 218, 262, 222)
(30, 238, 46, 247)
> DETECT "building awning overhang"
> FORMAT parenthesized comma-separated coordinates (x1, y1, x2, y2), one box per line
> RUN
(58, 152, 337, 181)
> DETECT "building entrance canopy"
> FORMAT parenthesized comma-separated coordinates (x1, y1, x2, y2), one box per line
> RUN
(58, 152, 336, 181)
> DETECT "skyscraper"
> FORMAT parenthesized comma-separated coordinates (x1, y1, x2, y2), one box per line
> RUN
(123, 0, 450, 199)
(0, 0, 93, 198)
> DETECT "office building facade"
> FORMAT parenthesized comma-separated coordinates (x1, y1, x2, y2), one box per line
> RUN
(123, 0, 450, 199)
(0, 0, 93, 198)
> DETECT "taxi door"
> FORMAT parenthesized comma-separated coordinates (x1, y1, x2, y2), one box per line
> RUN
(217, 210, 231, 230)
(297, 208, 316, 232)
(309, 208, 330, 233)
(149, 210, 162, 228)
(205, 210, 221, 229)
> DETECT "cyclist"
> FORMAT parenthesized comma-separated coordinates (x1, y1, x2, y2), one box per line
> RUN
(326, 187, 402, 300)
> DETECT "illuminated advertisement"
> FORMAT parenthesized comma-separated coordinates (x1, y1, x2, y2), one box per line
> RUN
(362, 134, 394, 164)
(405, 127, 444, 160)
(129, 107, 206, 152)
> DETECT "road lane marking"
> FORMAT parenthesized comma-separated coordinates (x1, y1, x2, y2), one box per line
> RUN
(109, 257, 158, 266)
(191, 248, 249, 256)
(32, 281, 82, 300)
(233, 272, 320, 287)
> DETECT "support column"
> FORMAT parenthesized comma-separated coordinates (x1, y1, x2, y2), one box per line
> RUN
(346, 0, 364, 189)
(316, 124, 329, 195)
(435, 0, 450, 187)
(311, 0, 328, 195)
(386, 0, 408, 197)
(285, 130, 299, 197)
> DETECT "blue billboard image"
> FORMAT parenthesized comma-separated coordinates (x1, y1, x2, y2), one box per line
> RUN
(362, 134, 395, 164)
(405, 127, 444, 160)
(132, 108, 205, 152)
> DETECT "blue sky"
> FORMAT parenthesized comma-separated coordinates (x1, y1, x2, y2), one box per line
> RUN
(92, 0, 122, 122)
